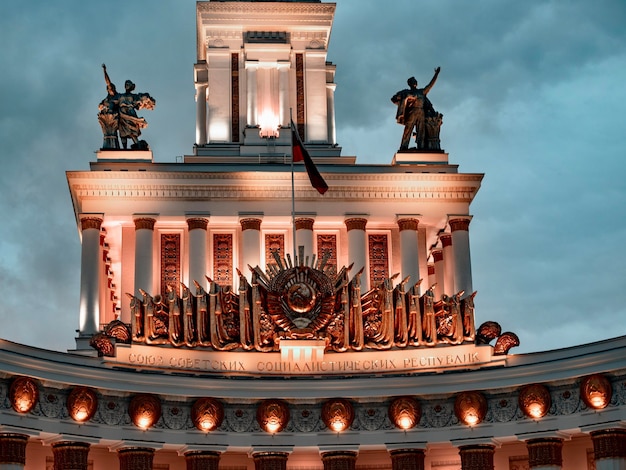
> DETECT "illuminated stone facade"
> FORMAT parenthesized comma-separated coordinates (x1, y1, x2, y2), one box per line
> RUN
(1, 1, 625, 469)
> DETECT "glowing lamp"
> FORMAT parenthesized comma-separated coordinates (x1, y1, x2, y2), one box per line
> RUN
(128, 394, 162, 429)
(322, 398, 354, 432)
(67, 387, 98, 422)
(9, 376, 39, 414)
(454, 391, 487, 426)
(191, 397, 224, 432)
(518, 384, 551, 419)
(388, 396, 421, 430)
(258, 110, 280, 138)
(581, 374, 612, 410)
(256, 399, 290, 434)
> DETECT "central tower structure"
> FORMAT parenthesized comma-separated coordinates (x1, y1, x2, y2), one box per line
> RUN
(194, 0, 340, 157)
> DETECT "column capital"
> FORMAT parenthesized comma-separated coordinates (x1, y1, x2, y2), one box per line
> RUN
(295, 217, 315, 231)
(526, 437, 563, 468)
(397, 217, 420, 232)
(432, 249, 444, 263)
(133, 216, 157, 230)
(186, 217, 209, 231)
(345, 217, 368, 231)
(320, 450, 358, 470)
(448, 215, 473, 232)
(439, 232, 453, 247)
(389, 448, 425, 470)
(79, 215, 104, 231)
(591, 428, 626, 460)
(458, 444, 495, 470)
(240, 217, 262, 231)
(0, 433, 29, 466)
(51, 441, 91, 470)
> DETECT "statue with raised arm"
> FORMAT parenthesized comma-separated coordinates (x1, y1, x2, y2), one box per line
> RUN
(98, 64, 156, 150)
(98, 64, 121, 149)
(391, 67, 442, 151)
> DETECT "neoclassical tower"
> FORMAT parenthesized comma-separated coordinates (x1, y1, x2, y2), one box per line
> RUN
(194, 0, 340, 158)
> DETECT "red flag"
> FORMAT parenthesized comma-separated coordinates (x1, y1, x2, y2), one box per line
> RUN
(291, 121, 328, 195)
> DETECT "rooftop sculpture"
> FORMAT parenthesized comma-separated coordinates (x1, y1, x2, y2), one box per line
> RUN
(98, 64, 156, 150)
(391, 67, 443, 152)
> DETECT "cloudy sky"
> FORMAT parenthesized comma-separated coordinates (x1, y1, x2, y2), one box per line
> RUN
(0, 0, 625, 354)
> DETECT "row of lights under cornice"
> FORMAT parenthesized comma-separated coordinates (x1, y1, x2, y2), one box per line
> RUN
(6, 374, 613, 432)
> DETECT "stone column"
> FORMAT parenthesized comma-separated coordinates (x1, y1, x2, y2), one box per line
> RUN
(195, 83, 208, 145)
(432, 249, 445, 299)
(278, 62, 290, 128)
(295, 218, 315, 261)
(389, 448, 425, 470)
(417, 227, 428, 295)
(449, 216, 473, 299)
(591, 429, 626, 470)
(51, 441, 90, 470)
(345, 217, 368, 291)
(459, 444, 495, 470)
(321, 451, 358, 470)
(187, 217, 209, 290)
(134, 217, 156, 297)
(326, 82, 337, 145)
(427, 264, 435, 291)
(184, 450, 221, 470)
(240, 217, 262, 281)
(397, 218, 420, 291)
(439, 233, 455, 296)
(0, 433, 28, 470)
(118, 447, 155, 470)
(78, 216, 103, 338)
(246, 63, 258, 127)
(252, 452, 289, 470)
(526, 438, 563, 470)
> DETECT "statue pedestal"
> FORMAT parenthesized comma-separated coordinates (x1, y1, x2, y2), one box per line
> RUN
(96, 150, 153, 162)
(392, 152, 448, 165)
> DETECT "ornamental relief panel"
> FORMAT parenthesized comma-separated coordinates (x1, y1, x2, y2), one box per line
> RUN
(161, 233, 181, 298)
(213, 233, 233, 287)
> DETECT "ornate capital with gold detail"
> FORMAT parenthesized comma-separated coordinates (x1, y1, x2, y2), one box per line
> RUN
(591, 429, 626, 460)
(52, 441, 91, 470)
(449, 216, 472, 232)
(397, 218, 419, 232)
(321, 451, 358, 470)
(134, 218, 156, 231)
(389, 449, 425, 470)
(0, 433, 28, 466)
(80, 217, 103, 231)
(439, 233, 453, 248)
(186, 217, 208, 231)
(240, 218, 262, 231)
(432, 249, 444, 263)
(526, 438, 563, 468)
(458, 444, 495, 470)
(295, 218, 315, 231)
(344, 217, 367, 232)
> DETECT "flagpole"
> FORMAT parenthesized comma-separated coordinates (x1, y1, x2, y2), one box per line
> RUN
(290, 109, 297, 261)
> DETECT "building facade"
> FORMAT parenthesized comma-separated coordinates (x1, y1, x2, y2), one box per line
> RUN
(1, 1, 626, 469)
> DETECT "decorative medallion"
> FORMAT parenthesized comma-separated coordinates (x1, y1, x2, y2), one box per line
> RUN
(518, 384, 551, 419)
(256, 399, 290, 433)
(322, 398, 354, 432)
(581, 374, 612, 410)
(9, 376, 39, 414)
(454, 391, 487, 426)
(67, 387, 98, 422)
(128, 394, 162, 429)
(388, 396, 421, 430)
(191, 397, 224, 432)
(267, 265, 335, 337)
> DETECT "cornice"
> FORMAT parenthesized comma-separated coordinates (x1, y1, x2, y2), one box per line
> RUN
(197, 2, 336, 17)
